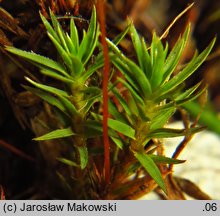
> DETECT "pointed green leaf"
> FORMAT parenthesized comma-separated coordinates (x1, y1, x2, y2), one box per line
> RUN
(141, 38, 152, 79)
(77, 145, 88, 169)
(40, 68, 74, 84)
(49, 8, 59, 32)
(159, 84, 207, 110)
(150, 32, 166, 89)
(34, 127, 75, 141)
(47, 33, 72, 69)
(78, 30, 88, 59)
(158, 38, 215, 96)
(84, 23, 99, 65)
(5, 47, 70, 77)
(175, 81, 203, 100)
(153, 82, 185, 103)
(176, 85, 207, 105)
(149, 155, 185, 164)
(148, 126, 205, 138)
(57, 21, 70, 53)
(112, 57, 141, 93)
(70, 18, 79, 52)
(109, 37, 152, 98)
(81, 97, 99, 116)
(108, 99, 128, 124)
(92, 113, 136, 139)
(130, 24, 145, 71)
(117, 77, 145, 106)
(83, 120, 125, 138)
(83, 86, 101, 95)
(57, 157, 79, 167)
(122, 57, 152, 98)
(107, 39, 144, 94)
(134, 151, 166, 192)
(111, 44, 151, 97)
(40, 12, 60, 42)
(79, 7, 99, 65)
(58, 95, 79, 116)
(48, 9, 72, 54)
(162, 24, 191, 83)
(66, 34, 77, 55)
(84, 7, 98, 60)
(23, 85, 70, 116)
(70, 55, 84, 77)
(80, 56, 104, 82)
(150, 107, 176, 130)
(113, 23, 130, 45)
(25, 77, 68, 97)
(110, 136, 124, 149)
(112, 87, 133, 119)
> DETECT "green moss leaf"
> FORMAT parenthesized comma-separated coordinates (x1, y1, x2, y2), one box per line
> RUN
(25, 77, 68, 97)
(149, 155, 185, 164)
(157, 38, 215, 96)
(108, 118, 135, 139)
(112, 87, 134, 119)
(40, 68, 74, 84)
(58, 95, 79, 116)
(34, 127, 75, 141)
(141, 38, 152, 79)
(117, 77, 145, 106)
(91, 113, 136, 139)
(40, 12, 60, 43)
(79, 7, 99, 65)
(47, 33, 73, 69)
(80, 56, 104, 82)
(113, 23, 130, 45)
(150, 107, 176, 130)
(77, 145, 88, 169)
(5, 47, 69, 77)
(70, 55, 84, 77)
(130, 24, 145, 71)
(150, 32, 166, 89)
(112, 58, 141, 93)
(134, 151, 166, 192)
(57, 158, 79, 167)
(162, 24, 191, 83)
(108, 99, 128, 124)
(110, 136, 124, 149)
(124, 57, 152, 98)
(70, 18, 79, 52)
(148, 126, 205, 138)
(23, 86, 70, 116)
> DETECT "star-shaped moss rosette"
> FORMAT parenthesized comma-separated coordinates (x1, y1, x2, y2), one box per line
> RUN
(102, 23, 215, 192)
(6, 7, 103, 170)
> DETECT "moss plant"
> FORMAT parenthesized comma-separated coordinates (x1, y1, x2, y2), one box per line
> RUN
(5, 7, 215, 199)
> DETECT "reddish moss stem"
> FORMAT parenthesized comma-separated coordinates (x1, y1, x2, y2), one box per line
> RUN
(96, 0, 110, 184)
(0, 186, 5, 200)
(0, 139, 35, 162)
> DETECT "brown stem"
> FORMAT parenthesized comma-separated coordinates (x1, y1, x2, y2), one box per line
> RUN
(96, 0, 110, 184)
(0, 139, 35, 162)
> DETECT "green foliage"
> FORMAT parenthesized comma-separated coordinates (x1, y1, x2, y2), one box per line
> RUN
(5, 7, 215, 195)
(33, 127, 75, 141)
(134, 151, 166, 192)
(6, 7, 101, 171)
(108, 23, 215, 191)
(57, 158, 79, 167)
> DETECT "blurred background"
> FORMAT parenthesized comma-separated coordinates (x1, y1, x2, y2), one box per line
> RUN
(0, 0, 220, 199)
